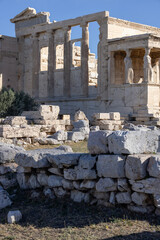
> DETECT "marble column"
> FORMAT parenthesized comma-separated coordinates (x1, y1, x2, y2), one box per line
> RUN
(47, 30, 55, 98)
(143, 47, 153, 83)
(81, 22, 89, 97)
(124, 49, 134, 84)
(97, 17, 108, 100)
(32, 33, 40, 98)
(17, 36, 25, 92)
(64, 26, 71, 98)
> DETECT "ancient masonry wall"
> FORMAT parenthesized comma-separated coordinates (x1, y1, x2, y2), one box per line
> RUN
(0, 36, 18, 91)
(1, 129, 160, 214)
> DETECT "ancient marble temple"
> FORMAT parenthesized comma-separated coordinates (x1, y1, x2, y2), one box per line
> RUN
(1, 7, 160, 120)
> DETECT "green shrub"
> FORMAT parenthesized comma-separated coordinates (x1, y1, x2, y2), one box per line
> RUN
(0, 88, 39, 117)
(0, 88, 15, 117)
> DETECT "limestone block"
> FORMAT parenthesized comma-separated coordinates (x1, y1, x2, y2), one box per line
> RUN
(28, 174, 40, 189)
(118, 179, 129, 192)
(92, 113, 110, 120)
(67, 131, 85, 141)
(48, 175, 63, 187)
(125, 155, 150, 180)
(61, 115, 70, 120)
(56, 145, 73, 153)
(43, 188, 55, 199)
(71, 190, 90, 203)
(47, 153, 81, 168)
(96, 178, 117, 192)
(109, 192, 116, 205)
(88, 130, 112, 154)
(17, 173, 29, 189)
(0, 175, 17, 189)
(0, 163, 18, 175)
(64, 169, 77, 180)
(52, 125, 66, 132)
(131, 192, 148, 206)
(62, 179, 74, 190)
(97, 154, 125, 178)
(0, 187, 12, 209)
(90, 126, 100, 131)
(127, 205, 155, 214)
(147, 155, 160, 178)
(3, 116, 27, 126)
(80, 180, 96, 189)
(130, 178, 160, 194)
(37, 173, 48, 186)
(48, 168, 63, 176)
(15, 148, 67, 168)
(40, 105, 60, 115)
(0, 143, 25, 164)
(36, 138, 61, 145)
(93, 192, 110, 200)
(17, 166, 31, 173)
(74, 110, 88, 122)
(73, 120, 89, 129)
(51, 130, 68, 141)
(110, 112, 120, 120)
(64, 168, 96, 180)
(116, 192, 131, 204)
(7, 210, 22, 224)
(108, 130, 160, 154)
(0, 125, 40, 139)
(54, 187, 66, 198)
(73, 127, 90, 136)
(78, 154, 96, 169)
(153, 194, 160, 208)
(73, 181, 80, 190)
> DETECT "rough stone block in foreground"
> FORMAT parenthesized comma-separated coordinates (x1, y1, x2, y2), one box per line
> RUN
(147, 155, 160, 178)
(97, 155, 126, 178)
(108, 130, 160, 154)
(125, 154, 150, 180)
(88, 130, 112, 154)
(0, 143, 25, 163)
(15, 148, 68, 168)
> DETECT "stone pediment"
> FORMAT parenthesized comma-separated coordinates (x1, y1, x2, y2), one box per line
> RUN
(10, 7, 37, 23)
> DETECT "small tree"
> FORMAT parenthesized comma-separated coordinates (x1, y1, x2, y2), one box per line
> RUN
(0, 88, 39, 117)
(7, 91, 39, 116)
(0, 88, 15, 117)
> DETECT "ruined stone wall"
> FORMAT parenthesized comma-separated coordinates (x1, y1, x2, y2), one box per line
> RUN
(12, 129, 160, 215)
(0, 36, 18, 91)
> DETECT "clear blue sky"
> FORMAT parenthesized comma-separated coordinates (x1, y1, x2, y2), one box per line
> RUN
(1, 0, 160, 55)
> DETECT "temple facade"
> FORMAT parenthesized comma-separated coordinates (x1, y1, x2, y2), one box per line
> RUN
(1, 8, 160, 120)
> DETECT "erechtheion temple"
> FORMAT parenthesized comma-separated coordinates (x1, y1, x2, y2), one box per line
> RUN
(1, 7, 160, 121)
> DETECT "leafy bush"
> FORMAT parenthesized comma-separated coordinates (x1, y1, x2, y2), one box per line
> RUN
(0, 88, 39, 117)
(0, 88, 15, 117)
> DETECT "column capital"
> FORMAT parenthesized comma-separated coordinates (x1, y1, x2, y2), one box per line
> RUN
(125, 49, 132, 57)
(144, 47, 151, 55)
(80, 21, 89, 28)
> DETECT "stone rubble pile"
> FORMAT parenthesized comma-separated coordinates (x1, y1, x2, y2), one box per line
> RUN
(91, 112, 123, 131)
(9, 129, 160, 215)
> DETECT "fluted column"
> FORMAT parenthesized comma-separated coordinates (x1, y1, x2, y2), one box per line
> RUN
(47, 30, 55, 98)
(81, 22, 89, 97)
(124, 49, 134, 84)
(32, 33, 40, 98)
(144, 47, 153, 83)
(64, 26, 71, 97)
